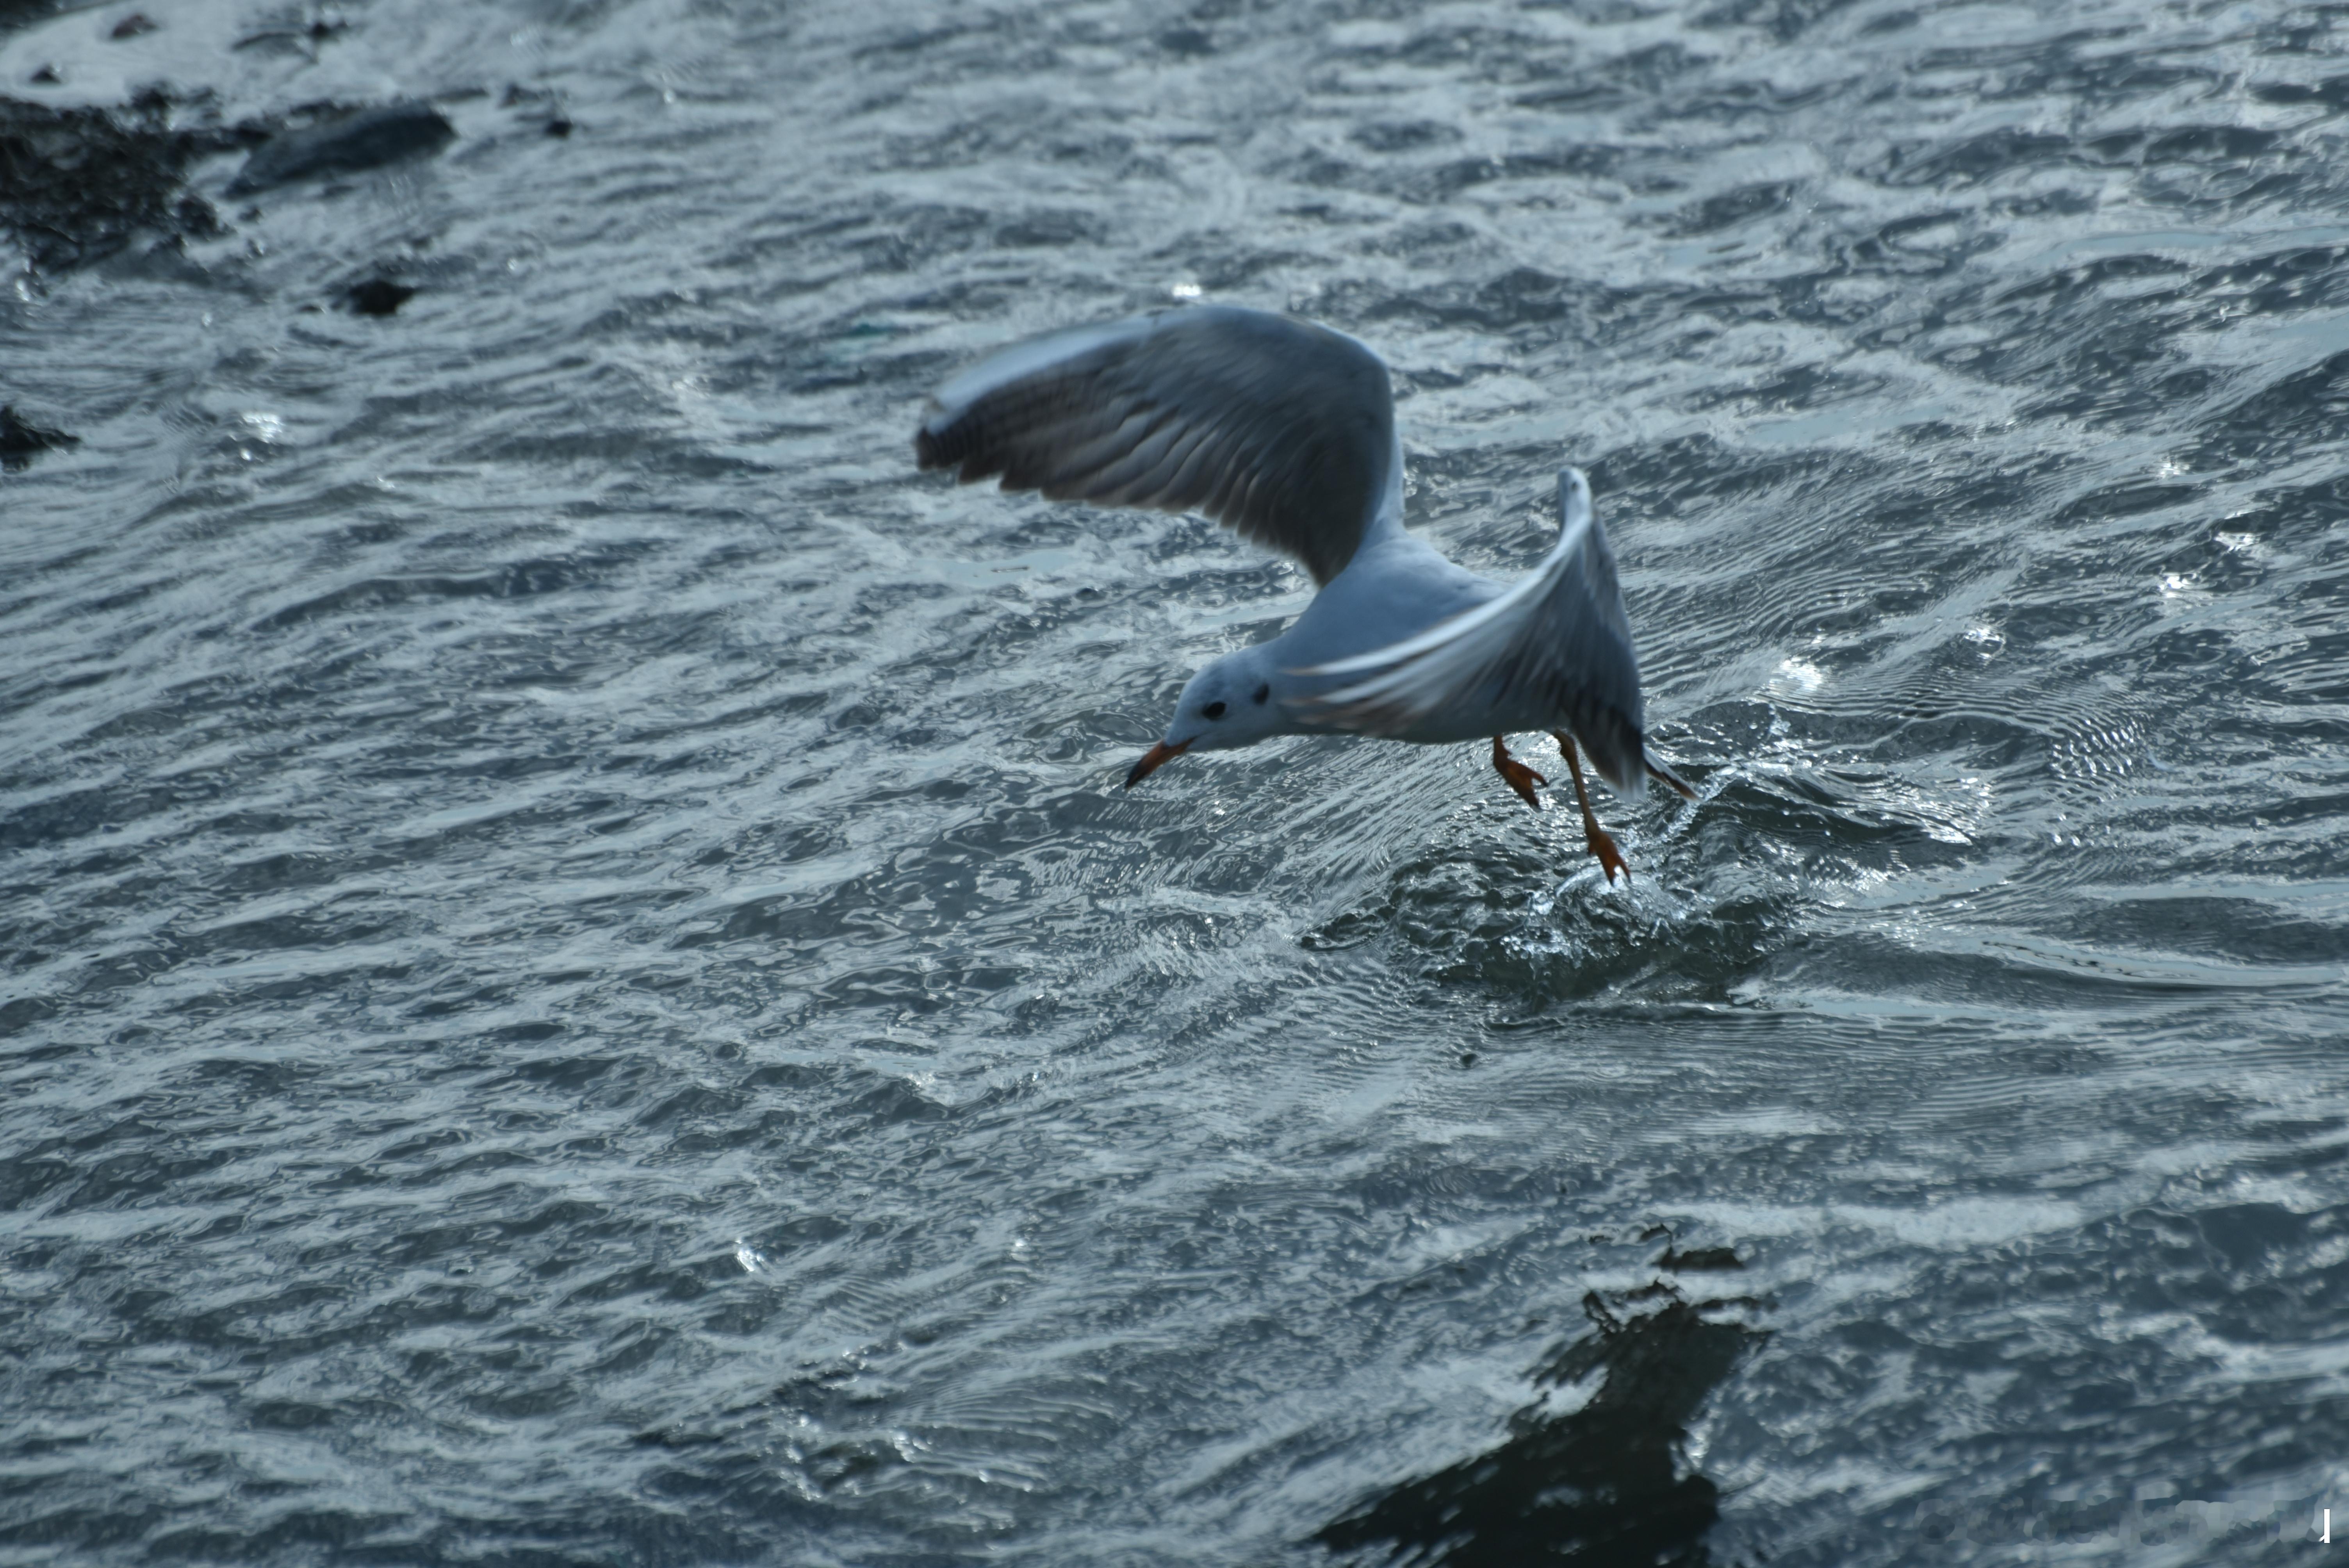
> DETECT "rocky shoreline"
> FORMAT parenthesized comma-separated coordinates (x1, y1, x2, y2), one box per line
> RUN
(1, 5, 571, 473)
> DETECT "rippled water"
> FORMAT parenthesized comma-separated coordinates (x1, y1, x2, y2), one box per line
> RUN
(6, 0, 2349, 1562)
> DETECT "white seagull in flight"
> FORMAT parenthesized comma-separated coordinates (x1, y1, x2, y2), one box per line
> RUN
(914, 304, 1693, 882)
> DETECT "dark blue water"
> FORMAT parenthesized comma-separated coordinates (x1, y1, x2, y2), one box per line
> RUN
(5, 0, 2347, 1563)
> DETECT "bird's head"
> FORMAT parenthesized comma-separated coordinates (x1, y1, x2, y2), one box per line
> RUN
(1125, 648, 1284, 789)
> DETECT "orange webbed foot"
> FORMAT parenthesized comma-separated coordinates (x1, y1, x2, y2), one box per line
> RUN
(1552, 729, 1630, 885)
(1490, 736, 1547, 812)
(1583, 821, 1629, 885)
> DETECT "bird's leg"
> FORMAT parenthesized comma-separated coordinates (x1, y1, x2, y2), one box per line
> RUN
(1490, 735, 1547, 812)
(1552, 731, 1629, 884)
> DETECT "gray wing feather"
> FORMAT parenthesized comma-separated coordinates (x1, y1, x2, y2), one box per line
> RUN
(914, 306, 1397, 586)
(1300, 470, 1650, 795)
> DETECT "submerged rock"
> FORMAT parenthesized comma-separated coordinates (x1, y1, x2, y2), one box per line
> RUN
(1318, 1283, 1765, 1566)
(498, 83, 572, 139)
(342, 277, 415, 316)
(231, 17, 348, 54)
(0, 91, 238, 271)
(0, 404, 80, 472)
(226, 100, 454, 195)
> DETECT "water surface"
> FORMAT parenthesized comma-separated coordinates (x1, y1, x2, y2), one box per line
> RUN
(4, 0, 2348, 1562)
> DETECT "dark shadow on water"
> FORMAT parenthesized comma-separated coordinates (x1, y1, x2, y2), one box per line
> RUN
(1319, 1279, 1766, 1568)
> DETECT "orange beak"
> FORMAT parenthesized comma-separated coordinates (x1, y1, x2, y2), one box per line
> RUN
(1124, 738, 1191, 790)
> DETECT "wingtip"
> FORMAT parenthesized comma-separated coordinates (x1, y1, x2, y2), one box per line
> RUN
(1556, 466, 1592, 533)
(1644, 751, 1698, 800)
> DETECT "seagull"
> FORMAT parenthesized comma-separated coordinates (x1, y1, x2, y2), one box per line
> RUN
(913, 304, 1693, 882)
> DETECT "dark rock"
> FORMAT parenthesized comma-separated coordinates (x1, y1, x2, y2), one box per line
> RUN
(225, 100, 454, 195)
(109, 12, 156, 39)
(28, 65, 59, 84)
(0, 404, 80, 472)
(0, 92, 239, 271)
(499, 83, 572, 137)
(232, 17, 347, 53)
(1656, 1245, 1744, 1272)
(172, 190, 222, 238)
(342, 277, 415, 316)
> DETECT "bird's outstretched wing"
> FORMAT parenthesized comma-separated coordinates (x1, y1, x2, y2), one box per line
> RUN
(1299, 469, 1652, 795)
(914, 305, 1399, 586)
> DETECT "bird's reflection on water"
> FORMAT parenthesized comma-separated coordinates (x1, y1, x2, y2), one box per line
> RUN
(1320, 1258, 1765, 1568)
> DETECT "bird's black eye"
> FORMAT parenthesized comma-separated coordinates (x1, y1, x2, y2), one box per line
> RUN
(1202, 701, 1227, 720)
(1253, 683, 1271, 706)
